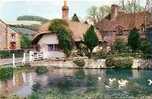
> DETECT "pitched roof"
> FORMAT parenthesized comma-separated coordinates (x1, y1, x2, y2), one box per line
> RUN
(96, 11, 152, 32)
(0, 19, 20, 35)
(38, 20, 102, 41)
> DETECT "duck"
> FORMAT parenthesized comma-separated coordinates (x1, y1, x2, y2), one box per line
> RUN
(148, 79, 152, 86)
(109, 78, 116, 85)
(118, 79, 128, 88)
(98, 77, 102, 80)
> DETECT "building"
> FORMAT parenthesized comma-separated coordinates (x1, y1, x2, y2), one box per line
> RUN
(96, 4, 152, 45)
(32, 0, 102, 59)
(0, 20, 21, 50)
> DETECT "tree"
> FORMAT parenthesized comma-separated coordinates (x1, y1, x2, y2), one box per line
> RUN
(49, 19, 69, 33)
(83, 25, 99, 57)
(112, 39, 127, 52)
(72, 14, 80, 22)
(87, 5, 110, 24)
(48, 19, 73, 56)
(140, 39, 152, 58)
(128, 28, 141, 51)
(119, 0, 144, 13)
(21, 34, 31, 49)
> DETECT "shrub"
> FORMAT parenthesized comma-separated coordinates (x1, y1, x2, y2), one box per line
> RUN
(0, 50, 24, 59)
(0, 67, 13, 81)
(92, 50, 108, 59)
(21, 34, 32, 49)
(73, 59, 85, 68)
(128, 28, 141, 51)
(48, 19, 73, 56)
(112, 39, 128, 53)
(35, 66, 48, 75)
(106, 57, 133, 69)
(83, 25, 99, 57)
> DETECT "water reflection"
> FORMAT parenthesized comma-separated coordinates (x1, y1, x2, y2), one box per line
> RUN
(0, 69, 152, 98)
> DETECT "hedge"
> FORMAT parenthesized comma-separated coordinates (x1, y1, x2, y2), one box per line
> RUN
(106, 56, 133, 69)
(0, 50, 24, 59)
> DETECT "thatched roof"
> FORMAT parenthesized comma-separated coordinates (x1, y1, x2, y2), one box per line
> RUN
(36, 20, 102, 42)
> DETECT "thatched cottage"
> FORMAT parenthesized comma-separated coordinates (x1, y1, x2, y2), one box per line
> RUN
(32, 0, 102, 59)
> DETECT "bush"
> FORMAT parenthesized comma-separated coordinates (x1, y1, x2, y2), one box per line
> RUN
(48, 19, 73, 56)
(0, 50, 24, 59)
(112, 39, 128, 53)
(35, 66, 48, 75)
(73, 59, 85, 68)
(0, 67, 13, 81)
(106, 57, 133, 69)
(128, 28, 141, 51)
(92, 50, 108, 59)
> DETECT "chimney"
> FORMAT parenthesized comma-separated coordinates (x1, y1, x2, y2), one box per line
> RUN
(62, 0, 69, 20)
(111, 4, 119, 20)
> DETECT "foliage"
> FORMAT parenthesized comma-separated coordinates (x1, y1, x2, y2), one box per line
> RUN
(87, 5, 110, 24)
(83, 25, 99, 57)
(48, 19, 73, 56)
(78, 43, 90, 56)
(112, 39, 128, 52)
(106, 56, 133, 69)
(21, 34, 32, 49)
(140, 39, 152, 53)
(119, 1, 144, 13)
(0, 50, 24, 59)
(128, 28, 141, 51)
(73, 59, 85, 68)
(35, 66, 48, 75)
(57, 27, 73, 56)
(0, 67, 13, 81)
(17, 15, 49, 23)
(72, 13, 80, 22)
(48, 19, 69, 32)
(140, 39, 152, 58)
(29, 92, 41, 99)
(93, 50, 108, 59)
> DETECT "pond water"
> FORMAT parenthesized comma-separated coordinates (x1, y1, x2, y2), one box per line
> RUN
(0, 69, 152, 98)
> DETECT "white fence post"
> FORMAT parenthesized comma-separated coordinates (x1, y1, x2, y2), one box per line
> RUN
(12, 53, 16, 68)
(29, 51, 33, 62)
(22, 53, 26, 64)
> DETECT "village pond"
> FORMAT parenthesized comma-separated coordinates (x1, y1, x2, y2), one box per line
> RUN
(0, 68, 152, 99)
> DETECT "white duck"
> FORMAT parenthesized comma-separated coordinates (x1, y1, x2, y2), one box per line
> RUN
(118, 79, 128, 88)
(98, 77, 102, 81)
(109, 78, 116, 85)
(148, 79, 152, 86)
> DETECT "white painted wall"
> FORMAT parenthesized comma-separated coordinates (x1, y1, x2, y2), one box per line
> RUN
(38, 34, 65, 59)
(38, 34, 59, 45)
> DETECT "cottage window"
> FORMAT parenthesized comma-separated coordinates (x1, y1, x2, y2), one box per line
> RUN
(11, 33, 16, 39)
(48, 44, 59, 51)
(10, 42, 16, 49)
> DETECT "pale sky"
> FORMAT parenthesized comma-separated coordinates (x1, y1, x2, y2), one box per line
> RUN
(0, 0, 146, 22)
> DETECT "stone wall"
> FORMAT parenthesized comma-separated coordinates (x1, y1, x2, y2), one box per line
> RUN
(132, 59, 152, 69)
(31, 59, 106, 69)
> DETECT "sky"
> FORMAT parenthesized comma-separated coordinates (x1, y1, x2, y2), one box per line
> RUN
(0, 0, 147, 22)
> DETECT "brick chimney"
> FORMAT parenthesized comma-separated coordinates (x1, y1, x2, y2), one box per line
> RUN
(111, 4, 119, 20)
(62, 0, 69, 20)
